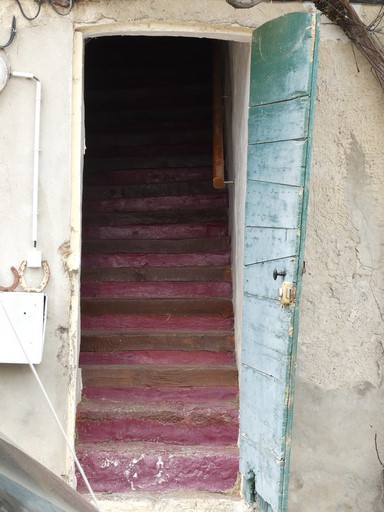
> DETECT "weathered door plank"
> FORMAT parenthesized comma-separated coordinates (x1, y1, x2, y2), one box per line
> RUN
(240, 11, 320, 512)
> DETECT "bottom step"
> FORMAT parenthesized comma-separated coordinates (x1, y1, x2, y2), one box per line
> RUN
(77, 442, 239, 494)
(92, 492, 250, 512)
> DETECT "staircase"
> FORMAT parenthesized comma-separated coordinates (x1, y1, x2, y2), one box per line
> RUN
(76, 36, 239, 496)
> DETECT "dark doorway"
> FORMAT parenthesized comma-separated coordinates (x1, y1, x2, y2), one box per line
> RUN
(76, 36, 239, 495)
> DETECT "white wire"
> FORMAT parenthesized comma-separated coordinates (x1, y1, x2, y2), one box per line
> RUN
(0, 299, 101, 511)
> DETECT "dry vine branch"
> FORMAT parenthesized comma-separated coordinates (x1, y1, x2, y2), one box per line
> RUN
(314, 0, 384, 88)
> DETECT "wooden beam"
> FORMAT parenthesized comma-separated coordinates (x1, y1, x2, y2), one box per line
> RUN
(212, 46, 225, 190)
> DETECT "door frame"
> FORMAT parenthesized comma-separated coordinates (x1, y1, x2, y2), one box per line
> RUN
(67, 21, 307, 501)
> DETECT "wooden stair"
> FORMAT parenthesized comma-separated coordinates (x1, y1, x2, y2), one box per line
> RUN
(76, 36, 239, 495)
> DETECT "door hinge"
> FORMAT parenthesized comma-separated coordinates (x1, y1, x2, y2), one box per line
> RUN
(278, 281, 296, 306)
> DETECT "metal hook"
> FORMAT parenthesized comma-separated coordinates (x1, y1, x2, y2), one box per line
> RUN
(0, 17, 16, 50)
(0, 266, 20, 292)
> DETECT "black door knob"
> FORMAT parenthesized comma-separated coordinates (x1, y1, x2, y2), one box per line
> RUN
(273, 269, 286, 281)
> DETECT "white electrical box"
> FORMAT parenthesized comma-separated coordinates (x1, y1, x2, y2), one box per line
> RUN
(0, 292, 47, 364)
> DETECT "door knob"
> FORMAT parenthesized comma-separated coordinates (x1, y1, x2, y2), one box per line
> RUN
(273, 269, 286, 281)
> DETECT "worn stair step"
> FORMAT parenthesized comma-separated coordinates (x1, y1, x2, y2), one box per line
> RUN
(82, 252, 230, 268)
(85, 143, 211, 159)
(86, 127, 211, 148)
(82, 237, 230, 255)
(87, 66, 210, 86)
(81, 266, 231, 283)
(84, 167, 213, 186)
(82, 223, 227, 240)
(79, 350, 235, 366)
(86, 105, 211, 125)
(81, 298, 233, 317)
(87, 93, 210, 113)
(76, 399, 238, 445)
(87, 83, 211, 104)
(83, 194, 228, 213)
(87, 119, 211, 138)
(81, 330, 234, 353)
(82, 209, 227, 227)
(76, 441, 238, 493)
(84, 154, 211, 172)
(81, 364, 238, 389)
(83, 180, 219, 199)
(82, 386, 238, 403)
(81, 314, 233, 331)
(81, 281, 232, 299)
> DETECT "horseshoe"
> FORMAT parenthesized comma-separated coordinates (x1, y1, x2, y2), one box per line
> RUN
(18, 260, 50, 293)
(0, 266, 19, 292)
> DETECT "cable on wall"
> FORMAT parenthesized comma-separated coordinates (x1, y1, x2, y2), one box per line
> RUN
(0, 16, 16, 49)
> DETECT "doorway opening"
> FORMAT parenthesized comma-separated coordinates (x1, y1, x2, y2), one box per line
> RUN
(75, 35, 248, 496)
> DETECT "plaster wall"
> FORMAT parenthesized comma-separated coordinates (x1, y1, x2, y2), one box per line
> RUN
(289, 19, 384, 511)
(225, 41, 250, 363)
(0, 1, 383, 511)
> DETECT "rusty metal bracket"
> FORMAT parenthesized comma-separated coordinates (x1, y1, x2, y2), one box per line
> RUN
(18, 260, 50, 292)
(0, 266, 20, 292)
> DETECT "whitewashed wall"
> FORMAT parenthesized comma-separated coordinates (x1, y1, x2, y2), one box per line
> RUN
(0, 2, 383, 510)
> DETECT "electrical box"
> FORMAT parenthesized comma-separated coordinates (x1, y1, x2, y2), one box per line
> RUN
(0, 292, 47, 364)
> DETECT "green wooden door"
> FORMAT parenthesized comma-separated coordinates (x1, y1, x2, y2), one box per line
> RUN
(240, 12, 320, 512)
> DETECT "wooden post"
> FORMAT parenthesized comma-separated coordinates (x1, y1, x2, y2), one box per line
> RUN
(212, 45, 225, 190)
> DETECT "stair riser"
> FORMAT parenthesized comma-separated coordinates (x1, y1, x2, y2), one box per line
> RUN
(83, 223, 228, 240)
(77, 419, 238, 446)
(81, 253, 230, 268)
(82, 315, 233, 330)
(79, 350, 235, 366)
(81, 282, 232, 299)
(76, 450, 238, 493)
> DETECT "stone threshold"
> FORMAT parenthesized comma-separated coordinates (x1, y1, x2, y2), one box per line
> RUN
(88, 491, 253, 512)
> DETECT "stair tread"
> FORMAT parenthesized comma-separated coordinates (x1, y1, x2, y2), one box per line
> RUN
(77, 398, 238, 416)
(81, 329, 234, 352)
(79, 350, 235, 366)
(81, 364, 238, 388)
(83, 194, 228, 213)
(81, 386, 238, 403)
(82, 253, 231, 268)
(84, 155, 212, 172)
(82, 237, 231, 255)
(82, 209, 228, 226)
(83, 181, 221, 199)
(76, 440, 238, 453)
(81, 297, 234, 317)
(81, 281, 231, 299)
(81, 266, 232, 282)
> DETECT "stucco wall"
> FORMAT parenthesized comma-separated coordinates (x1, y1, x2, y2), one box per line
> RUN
(0, 8, 74, 479)
(289, 20, 384, 511)
(0, 1, 383, 511)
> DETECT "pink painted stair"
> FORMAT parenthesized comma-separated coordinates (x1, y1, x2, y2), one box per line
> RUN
(76, 36, 238, 496)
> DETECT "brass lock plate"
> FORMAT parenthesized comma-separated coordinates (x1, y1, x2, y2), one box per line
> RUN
(279, 281, 296, 305)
